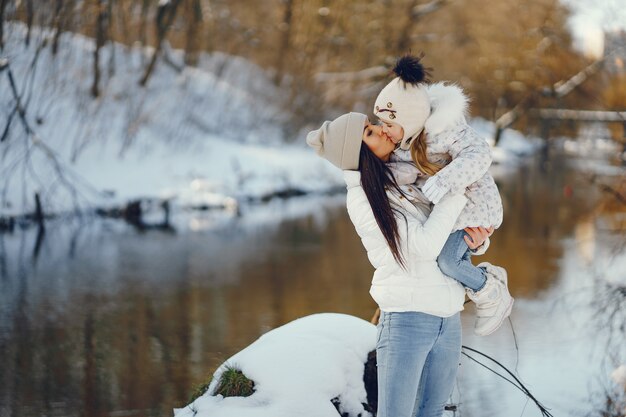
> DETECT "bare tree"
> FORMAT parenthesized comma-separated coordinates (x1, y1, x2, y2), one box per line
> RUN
(396, 0, 424, 54)
(273, 0, 294, 85)
(395, 0, 449, 54)
(138, 0, 150, 53)
(107, 0, 115, 77)
(0, 0, 8, 50)
(91, 0, 109, 97)
(112, 0, 130, 45)
(51, 0, 71, 55)
(25, 0, 34, 46)
(1, 58, 101, 222)
(139, 0, 182, 87)
(2, 0, 602, 133)
(184, 0, 202, 66)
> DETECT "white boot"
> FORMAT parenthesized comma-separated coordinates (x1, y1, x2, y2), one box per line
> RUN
(466, 262, 514, 336)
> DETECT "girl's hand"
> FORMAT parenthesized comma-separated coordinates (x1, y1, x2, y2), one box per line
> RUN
(463, 226, 494, 249)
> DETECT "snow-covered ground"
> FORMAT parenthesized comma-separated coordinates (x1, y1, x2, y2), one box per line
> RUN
(2, 23, 545, 220)
(174, 313, 376, 417)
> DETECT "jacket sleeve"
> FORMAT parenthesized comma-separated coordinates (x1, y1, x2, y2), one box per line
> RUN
(401, 194, 467, 259)
(432, 123, 492, 195)
(344, 171, 467, 263)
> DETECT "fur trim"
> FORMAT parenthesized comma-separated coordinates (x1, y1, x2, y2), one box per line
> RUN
(424, 82, 469, 135)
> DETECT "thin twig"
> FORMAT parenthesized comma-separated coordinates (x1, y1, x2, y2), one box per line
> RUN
(2, 58, 104, 217)
(462, 345, 555, 417)
(508, 316, 521, 374)
(5, 60, 33, 135)
(461, 350, 524, 391)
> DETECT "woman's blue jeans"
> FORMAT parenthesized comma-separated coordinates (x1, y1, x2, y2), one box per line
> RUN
(376, 310, 461, 417)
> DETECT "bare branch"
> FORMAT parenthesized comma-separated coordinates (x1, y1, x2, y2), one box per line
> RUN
(493, 52, 615, 142)
(551, 58, 605, 98)
(314, 66, 388, 83)
(3, 59, 33, 136)
(528, 109, 626, 123)
(411, 0, 448, 18)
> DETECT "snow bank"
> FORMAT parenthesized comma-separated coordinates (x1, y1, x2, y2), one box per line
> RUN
(174, 313, 376, 417)
(1, 23, 342, 216)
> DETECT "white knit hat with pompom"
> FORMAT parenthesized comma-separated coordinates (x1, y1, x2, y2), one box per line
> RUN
(374, 55, 431, 150)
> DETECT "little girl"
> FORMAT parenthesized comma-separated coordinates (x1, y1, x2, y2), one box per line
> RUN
(373, 54, 513, 336)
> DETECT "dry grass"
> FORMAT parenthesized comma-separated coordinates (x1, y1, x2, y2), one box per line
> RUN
(214, 366, 256, 398)
(188, 365, 255, 403)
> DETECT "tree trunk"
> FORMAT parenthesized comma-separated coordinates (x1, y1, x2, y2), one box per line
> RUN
(139, 0, 182, 87)
(115, 0, 130, 44)
(25, 0, 34, 46)
(0, 0, 8, 50)
(51, 0, 65, 55)
(34, 192, 45, 230)
(395, 0, 419, 55)
(138, 0, 149, 56)
(273, 0, 294, 85)
(395, 0, 447, 54)
(91, 0, 108, 97)
(107, 0, 115, 77)
(184, 0, 202, 66)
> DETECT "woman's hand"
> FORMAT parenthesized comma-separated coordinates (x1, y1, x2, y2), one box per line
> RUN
(463, 226, 494, 250)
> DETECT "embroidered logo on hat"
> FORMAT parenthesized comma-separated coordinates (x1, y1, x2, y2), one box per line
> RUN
(377, 108, 397, 119)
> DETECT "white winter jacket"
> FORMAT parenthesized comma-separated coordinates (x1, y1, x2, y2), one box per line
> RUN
(391, 82, 503, 231)
(344, 170, 468, 317)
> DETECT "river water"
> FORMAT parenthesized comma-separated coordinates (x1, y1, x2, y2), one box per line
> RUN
(0, 148, 625, 417)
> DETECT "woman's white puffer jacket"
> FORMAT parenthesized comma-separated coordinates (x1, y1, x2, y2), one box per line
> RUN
(345, 170, 467, 317)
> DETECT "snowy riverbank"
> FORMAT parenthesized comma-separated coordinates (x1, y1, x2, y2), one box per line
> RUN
(2, 23, 542, 221)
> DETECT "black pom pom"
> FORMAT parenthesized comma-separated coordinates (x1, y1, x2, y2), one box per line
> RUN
(393, 54, 428, 85)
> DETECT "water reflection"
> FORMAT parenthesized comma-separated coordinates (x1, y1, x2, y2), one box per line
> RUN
(0, 154, 624, 417)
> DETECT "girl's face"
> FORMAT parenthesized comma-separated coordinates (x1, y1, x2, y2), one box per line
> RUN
(380, 120, 404, 144)
(362, 120, 395, 161)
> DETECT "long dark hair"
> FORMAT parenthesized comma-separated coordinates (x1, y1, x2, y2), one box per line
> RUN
(358, 145, 407, 268)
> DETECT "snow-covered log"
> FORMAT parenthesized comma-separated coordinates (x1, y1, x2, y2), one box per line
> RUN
(175, 313, 377, 417)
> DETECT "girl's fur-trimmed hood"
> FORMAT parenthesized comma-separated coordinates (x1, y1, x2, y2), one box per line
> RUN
(424, 82, 469, 135)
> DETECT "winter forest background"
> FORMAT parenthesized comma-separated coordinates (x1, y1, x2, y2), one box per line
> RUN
(1, 0, 626, 417)
(1, 0, 626, 215)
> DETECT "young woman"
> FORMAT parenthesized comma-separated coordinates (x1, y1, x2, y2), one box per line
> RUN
(306, 112, 491, 417)
(373, 54, 513, 337)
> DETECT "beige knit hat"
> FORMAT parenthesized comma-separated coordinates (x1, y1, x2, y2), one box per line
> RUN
(373, 54, 431, 151)
(306, 112, 368, 170)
